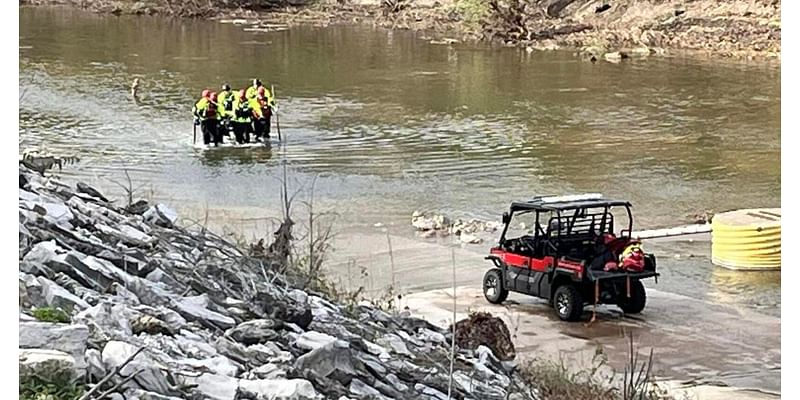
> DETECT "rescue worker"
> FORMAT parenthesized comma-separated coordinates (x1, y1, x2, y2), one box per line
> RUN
(208, 92, 223, 145)
(192, 89, 210, 117)
(249, 87, 265, 142)
(231, 89, 253, 144)
(217, 83, 235, 139)
(192, 89, 220, 146)
(253, 86, 274, 140)
(245, 78, 262, 100)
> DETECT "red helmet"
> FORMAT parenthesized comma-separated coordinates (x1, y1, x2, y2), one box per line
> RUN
(201, 89, 211, 98)
(257, 86, 266, 96)
(209, 92, 218, 102)
(239, 89, 247, 99)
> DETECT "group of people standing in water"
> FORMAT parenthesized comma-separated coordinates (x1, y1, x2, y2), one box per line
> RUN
(192, 78, 276, 146)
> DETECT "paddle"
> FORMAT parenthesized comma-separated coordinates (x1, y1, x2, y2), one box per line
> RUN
(272, 84, 282, 142)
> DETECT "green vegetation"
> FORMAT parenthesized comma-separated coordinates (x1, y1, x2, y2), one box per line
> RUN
(521, 356, 617, 400)
(519, 337, 677, 400)
(452, 0, 489, 31)
(32, 307, 71, 323)
(20, 375, 85, 400)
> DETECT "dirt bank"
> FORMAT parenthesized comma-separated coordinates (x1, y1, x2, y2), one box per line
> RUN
(20, 0, 780, 62)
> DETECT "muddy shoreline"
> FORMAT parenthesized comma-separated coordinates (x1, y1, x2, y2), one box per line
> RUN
(20, 0, 780, 63)
(402, 285, 780, 399)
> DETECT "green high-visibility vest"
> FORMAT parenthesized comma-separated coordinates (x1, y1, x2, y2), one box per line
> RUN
(246, 85, 277, 107)
(218, 91, 234, 117)
(193, 98, 209, 121)
(246, 86, 258, 100)
(249, 97, 263, 119)
(231, 97, 252, 123)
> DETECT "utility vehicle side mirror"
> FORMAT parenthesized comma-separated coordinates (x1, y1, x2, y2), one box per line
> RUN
(502, 212, 510, 224)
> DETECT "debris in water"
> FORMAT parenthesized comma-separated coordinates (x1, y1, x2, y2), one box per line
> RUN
(412, 211, 498, 244)
(451, 311, 516, 361)
(690, 210, 715, 224)
(131, 78, 140, 98)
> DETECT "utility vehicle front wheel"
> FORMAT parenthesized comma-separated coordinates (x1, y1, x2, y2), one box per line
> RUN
(483, 268, 509, 304)
(617, 279, 646, 314)
(553, 284, 584, 321)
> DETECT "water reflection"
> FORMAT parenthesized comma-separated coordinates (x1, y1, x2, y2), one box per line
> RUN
(708, 267, 781, 312)
(197, 145, 274, 167)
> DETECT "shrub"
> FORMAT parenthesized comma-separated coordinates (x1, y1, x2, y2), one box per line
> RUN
(32, 307, 70, 323)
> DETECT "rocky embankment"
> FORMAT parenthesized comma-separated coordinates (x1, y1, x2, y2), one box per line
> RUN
(18, 165, 538, 400)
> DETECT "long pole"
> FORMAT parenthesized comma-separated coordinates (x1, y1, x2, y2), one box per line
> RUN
(447, 248, 457, 399)
(193, 122, 197, 145)
(387, 232, 395, 292)
(272, 84, 282, 142)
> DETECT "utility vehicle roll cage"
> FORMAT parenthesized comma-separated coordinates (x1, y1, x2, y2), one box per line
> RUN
(498, 193, 634, 245)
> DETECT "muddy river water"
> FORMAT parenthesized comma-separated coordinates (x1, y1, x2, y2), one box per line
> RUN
(20, 6, 780, 393)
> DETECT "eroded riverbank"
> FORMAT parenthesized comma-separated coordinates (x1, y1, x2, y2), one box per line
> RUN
(20, 0, 781, 62)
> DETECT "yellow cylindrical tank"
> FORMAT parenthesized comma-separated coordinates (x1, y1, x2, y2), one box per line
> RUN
(711, 208, 781, 270)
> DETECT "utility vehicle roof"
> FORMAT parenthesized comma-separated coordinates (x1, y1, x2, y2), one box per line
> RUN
(510, 193, 631, 212)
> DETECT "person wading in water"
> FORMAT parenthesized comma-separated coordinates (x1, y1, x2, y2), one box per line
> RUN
(192, 89, 221, 146)
(231, 89, 253, 144)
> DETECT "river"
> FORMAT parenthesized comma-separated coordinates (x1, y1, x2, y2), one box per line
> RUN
(19, 7, 780, 317)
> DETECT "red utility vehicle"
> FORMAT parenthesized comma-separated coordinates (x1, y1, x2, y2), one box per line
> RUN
(483, 194, 659, 321)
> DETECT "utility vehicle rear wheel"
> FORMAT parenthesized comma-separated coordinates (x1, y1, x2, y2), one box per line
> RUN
(617, 279, 646, 314)
(553, 284, 584, 321)
(483, 268, 508, 304)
